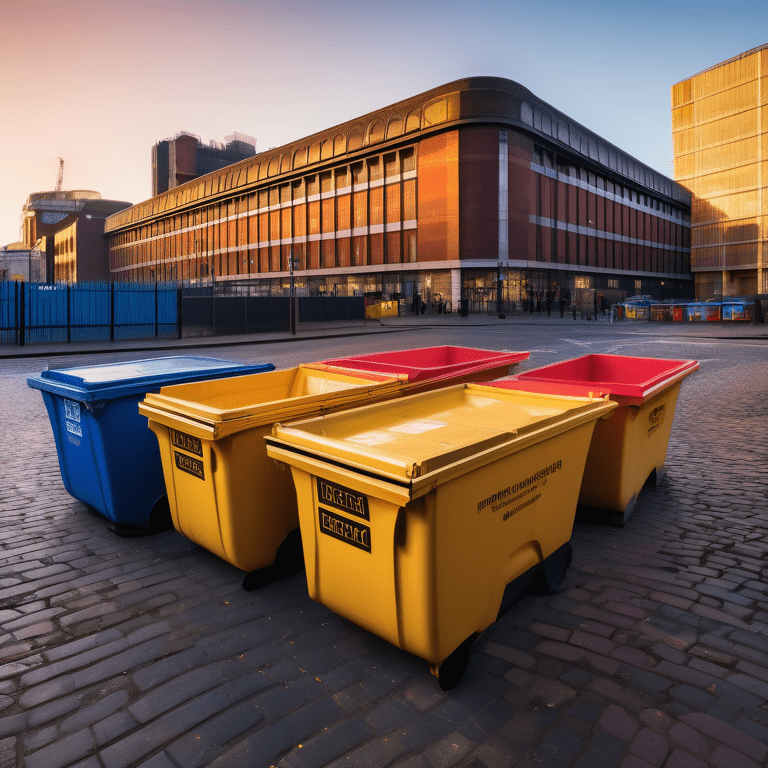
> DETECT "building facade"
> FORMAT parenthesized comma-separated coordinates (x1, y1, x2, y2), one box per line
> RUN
(107, 78, 692, 310)
(672, 44, 767, 298)
(152, 132, 257, 196)
(0, 245, 46, 282)
(21, 191, 132, 282)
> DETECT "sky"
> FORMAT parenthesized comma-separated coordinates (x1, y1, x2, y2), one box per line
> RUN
(1, 0, 766, 246)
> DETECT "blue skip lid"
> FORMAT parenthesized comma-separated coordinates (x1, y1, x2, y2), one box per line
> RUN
(27, 356, 275, 403)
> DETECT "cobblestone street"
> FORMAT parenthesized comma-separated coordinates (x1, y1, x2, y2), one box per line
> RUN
(1, 317, 767, 768)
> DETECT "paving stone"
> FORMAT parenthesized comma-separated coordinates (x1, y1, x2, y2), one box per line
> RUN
(730, 715, 768, 748)
(0, 656, 44, 682)
(566, 699, 601, 724)
(129, 753, 177, 768)
(629, 727, 668, 767)
(686, 657, 730, 679)
(319, 732, 405, 768)
(41, 628, 124, 663)
(25, 727, 95, 768)
(19, 676, 76, 709)
(26, 690, 86, 727)
(273, 716, 372, 768)
(364, 698, 417, 734)
(616, 666, 672, 694)
(400, 705, 471, 753)
(610, 647, 657, 668)
(570, 631, 617, 655)
(724, 672, 768, 699)
(528, 623, 571, 642)
(668, 722, 709, 757)
(164, 700, 265, 768)
(24, 637, 130, 687)
(5, 607, 66, 631)
(708, 744, 762, 768)
(22, 724, 57, 753)
(678, 713, 768, 762)
(478, 642, 535, 669)
(92, 709, 139, 747)
(588, 679, 650, 714)
(734, 659, 768, 684)
(253, 675, 333, 722)
(664, 749, 711, 768)
(638, 709, 674, 735)
(60, 689, 131, 734)
(598, 704, 639, 742)
(402, 676, 443, 712)
(668, 684, 715, 710)
(131, 646, 210, 692)
(423, 732, 475, 767)
(621, 756, 655, 768)
(129, 663, 233, 723)
(72, 637, 191, 689)
(99, 688, 233, 768)
(0, 736, 17, 768)
(573, 731, 626, 768)
(653, 661, 715, 688)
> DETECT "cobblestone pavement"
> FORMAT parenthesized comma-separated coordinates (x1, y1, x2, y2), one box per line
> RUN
(1, 320, 767, 768)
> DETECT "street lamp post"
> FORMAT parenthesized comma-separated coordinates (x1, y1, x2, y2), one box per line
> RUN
(496, 262, 505, 319)
(289, 250, 296, 336)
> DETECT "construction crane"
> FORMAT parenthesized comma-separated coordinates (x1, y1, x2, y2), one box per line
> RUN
(55, 158, 64, 192)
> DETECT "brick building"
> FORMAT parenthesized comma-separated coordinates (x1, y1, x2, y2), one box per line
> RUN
(107, 77, 692, 310)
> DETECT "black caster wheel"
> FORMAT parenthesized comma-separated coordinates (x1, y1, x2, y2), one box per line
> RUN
(148, 495, 173, 533)
(530, 542, 572, 595)
(241, 528, 304, 591)
(432, 633, 479, 691)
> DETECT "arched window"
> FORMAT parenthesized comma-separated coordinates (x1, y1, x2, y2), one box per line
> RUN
(293, 146, 308, 169)
(348, 125, 364, 151)
(386, 114, 403, 139)
(405, 109, 421, 133)
(366, 119, 385, 145)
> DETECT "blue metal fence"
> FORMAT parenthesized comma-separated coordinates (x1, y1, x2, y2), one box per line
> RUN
(0, 281, 179, 346)
(1, 282, 372, 346)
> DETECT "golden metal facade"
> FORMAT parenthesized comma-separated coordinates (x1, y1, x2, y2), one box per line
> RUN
(672, 45, 767, 296)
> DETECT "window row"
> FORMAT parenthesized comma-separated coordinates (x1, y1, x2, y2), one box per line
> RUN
(673, 108, 765, 155)
(692, 217, 764, 247)
(686, 164, 767, 200)
(113, 232, 418, 283)
(691, 188, 764, 222)
(535, 174, 689, 251)
(691, 242, 760, 269)
(109, 150, 418, 250)
(108, 145, 416, 231)
(533, 145, 686, 219)
(535, 225, 689, 275)
(109, 179, 417, 270)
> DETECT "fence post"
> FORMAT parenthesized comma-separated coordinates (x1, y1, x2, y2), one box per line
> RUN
(109, 282, 115, 341)
(154, 282, 159, 338)
(212, 282, 216, 336)
(177, 288, 182, 340)
(17, 282, 26, 347)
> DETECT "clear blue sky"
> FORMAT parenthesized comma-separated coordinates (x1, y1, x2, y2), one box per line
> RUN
(1, 0, 765, 246)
